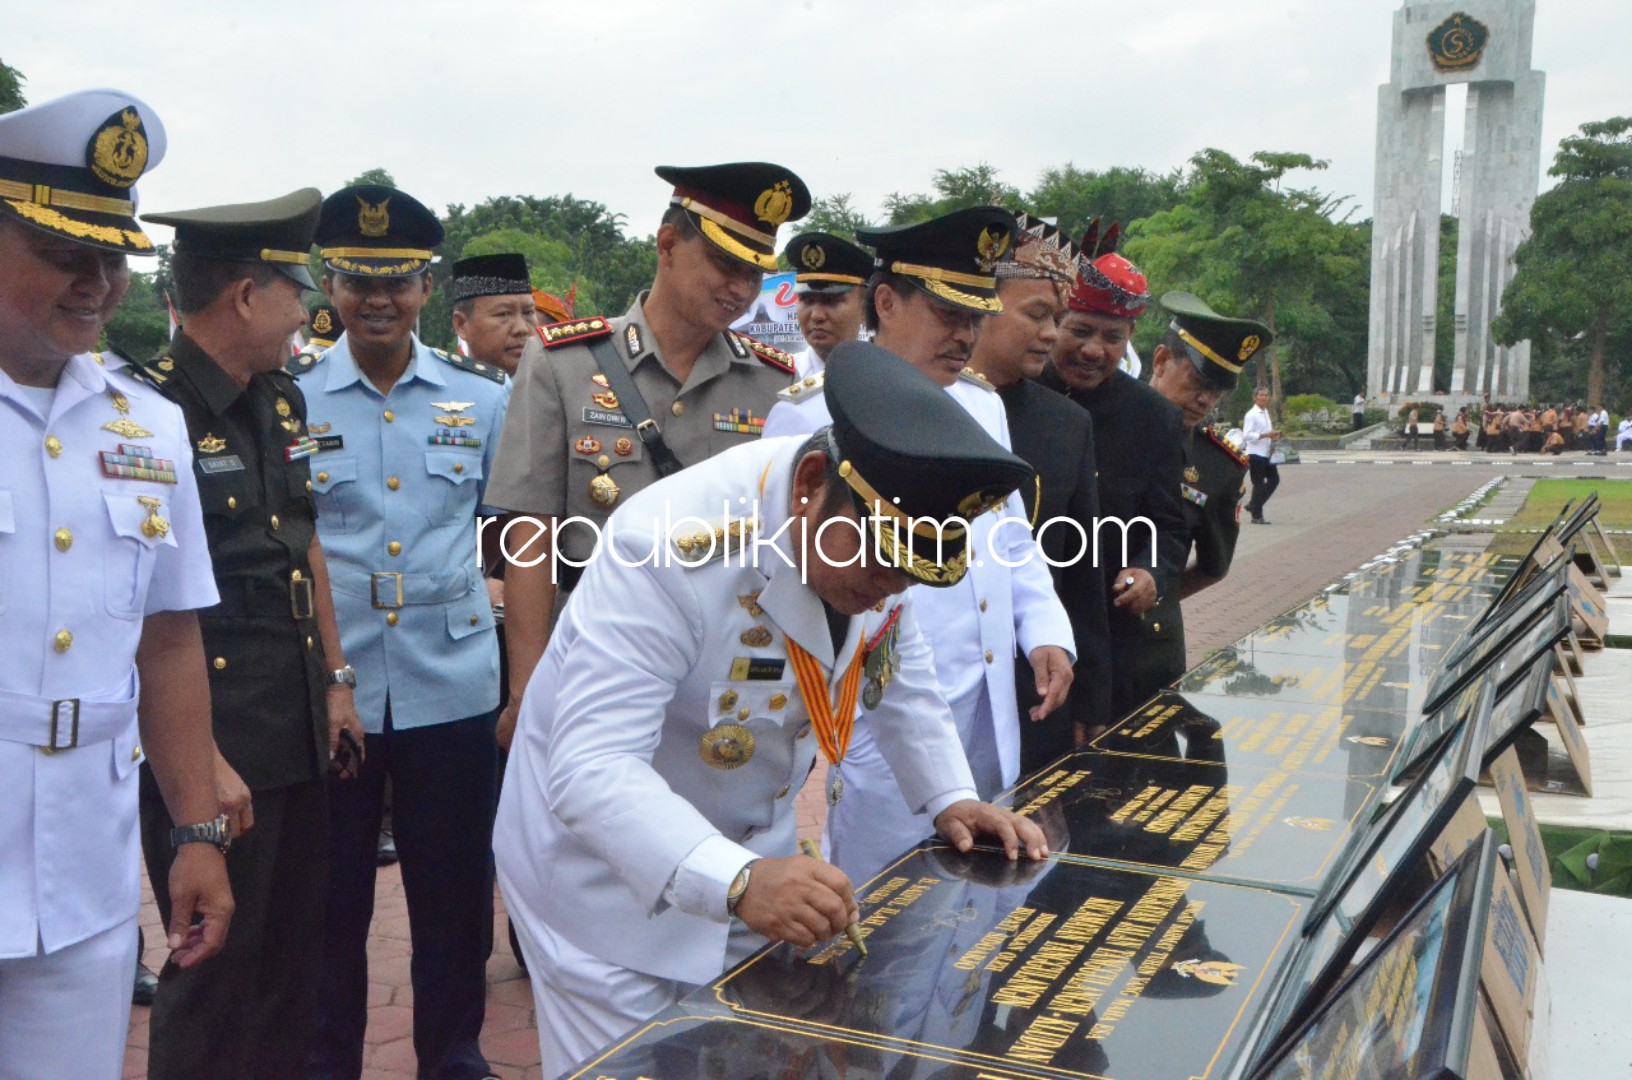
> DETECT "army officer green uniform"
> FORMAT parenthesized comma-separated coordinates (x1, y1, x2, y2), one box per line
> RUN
(128, 189, 364, 1080)
(487, 162, 809, 746)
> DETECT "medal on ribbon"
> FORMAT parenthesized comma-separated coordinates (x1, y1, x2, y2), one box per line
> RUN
(786, 633, 867, 807)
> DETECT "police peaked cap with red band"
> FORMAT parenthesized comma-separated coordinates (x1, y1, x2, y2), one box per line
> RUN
(656, 162, 811, 273)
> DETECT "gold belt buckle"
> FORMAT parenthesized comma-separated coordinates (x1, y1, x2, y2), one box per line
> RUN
(42, 698, 80, 755)
(291, 572, 315, 620)
(370, 572, 404, 610)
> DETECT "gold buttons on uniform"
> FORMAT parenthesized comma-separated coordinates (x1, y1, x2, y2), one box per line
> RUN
(292, 570, 303, 582)
(776, 786, 790, 799)
(306, 480, 313, 492)
(386, 612, 399, 626)
(213, 657, 227, 670)
(737, 707, 750, 721)
(227, 496, 237, 509)
(469, 615, 479, 626)
(383, 410, 395, 422)
(453, 463, 464, 474)
(671, 401, 684, 417)
(1152, 622, 1162, 633)
(54, 629, 72, 653)
(270, 515, 280, 530)
(979, 598, 988, 612)
(54, 528, 72, 552)
(317, 471, 330, 484)
(45, 435, 63, 457)
(388, 541, 402, 556)
(387, 477, 400, 491)
(307, 636, 315, 650)
(596, 455, 610, 469)
(984, 650, 994, 664)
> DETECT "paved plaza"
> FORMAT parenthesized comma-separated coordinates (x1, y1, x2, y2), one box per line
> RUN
(121, 454, 1624, 1079)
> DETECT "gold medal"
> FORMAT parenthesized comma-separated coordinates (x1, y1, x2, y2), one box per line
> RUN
(137, 495, 169, 539)
(589, 473, 620, 508)
(700, 723, 755, 769)
(862, 679, 883, 711)
(1184, 465, 1200, 484)
(740, 626, 773, 648)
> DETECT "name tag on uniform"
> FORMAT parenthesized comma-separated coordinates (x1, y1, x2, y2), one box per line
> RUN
(199, 455, 246, 474)
(730, 657, 786, 681)
(316, 435, 345, 452)
(582, 408, 633, 429)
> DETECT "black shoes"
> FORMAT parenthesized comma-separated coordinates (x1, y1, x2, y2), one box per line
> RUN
(376, 826, 398, 866)
(1251, 514, 1270, 525)
(133, 960, 159, 1006)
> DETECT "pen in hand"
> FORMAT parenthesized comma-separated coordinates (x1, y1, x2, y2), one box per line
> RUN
(799, 838, 868, 957)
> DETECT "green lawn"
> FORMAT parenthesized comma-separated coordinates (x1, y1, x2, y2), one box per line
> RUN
(1485, 479, 1632, 559)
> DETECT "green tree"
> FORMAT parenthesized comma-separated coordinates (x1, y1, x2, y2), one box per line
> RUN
(802, 193, 873, 239)
(882, 164, 1024, 225)
(347, 167, 397, 188)
(1494, 117, 1632, 408)
(1122, 149, 1350, 411)
(1027, 164, 1182, 245)
(105, 247, 175, 360)
(0, 58, 24, 113)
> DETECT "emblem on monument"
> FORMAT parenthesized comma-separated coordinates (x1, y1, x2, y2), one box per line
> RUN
(1427, 13, 1490, 73)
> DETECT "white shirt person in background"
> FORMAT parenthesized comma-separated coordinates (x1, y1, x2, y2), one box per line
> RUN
(1242, 386, 1282, 524)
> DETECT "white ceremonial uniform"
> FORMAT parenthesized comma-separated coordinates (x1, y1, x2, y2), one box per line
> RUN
(790, 345, 824, 380)
(761, 373, 1075, 883)
(494, 436, 977, 1076)
(0, 353, 218, 1077)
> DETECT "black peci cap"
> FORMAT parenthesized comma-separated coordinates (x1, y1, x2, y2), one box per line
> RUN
(450, 252, 531, 303)
(316, 184, 444, 278)
(656, 161, 810, 273)
(857, 206, 1017, 315)
(824, 340, 1033, 587)
(784, 231, 873, 295)
(143, 187, 322, 290)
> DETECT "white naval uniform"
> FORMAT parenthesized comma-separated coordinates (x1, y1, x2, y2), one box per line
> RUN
(761, 374, 1076, 883)
(790, 344, 824, 381)
(0, 353, 218, 1078)
(493, 436, 977, 1076)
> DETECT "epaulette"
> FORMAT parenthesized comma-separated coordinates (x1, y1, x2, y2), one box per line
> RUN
(670, 515, 759, 565)
(433, 347, 506, 384)
(732, 332, 796, 375)
(121, 354, 168, 389)
(285, 344, 326, 377)
(957, 368, 996, 392)
(1200, 424, 1249, 467)
(538, 316, 613, 348)
(777, 371, 826, 402)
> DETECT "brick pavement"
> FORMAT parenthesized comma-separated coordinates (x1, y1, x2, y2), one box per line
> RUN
(122, 460, 1514, 1080)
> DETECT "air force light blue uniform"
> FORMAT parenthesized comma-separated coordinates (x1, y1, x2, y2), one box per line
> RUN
(291, 330, 509, 1080)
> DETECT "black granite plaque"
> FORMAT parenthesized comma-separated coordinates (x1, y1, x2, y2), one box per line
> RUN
(1090, 692, 1408, 781)
(1245, 836, 1495, 1080)
(998, 753, 1377, 890)
(708, 847, 1306, 1080)
(1175, 647, 1419, 712)
(1250, 678, 1490, 1044)
(568, 1012, 1042, 1079)
(1421, 573, 1569, 719)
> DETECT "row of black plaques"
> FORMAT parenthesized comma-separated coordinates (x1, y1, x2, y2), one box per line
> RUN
(569, 512, 1592, 1079)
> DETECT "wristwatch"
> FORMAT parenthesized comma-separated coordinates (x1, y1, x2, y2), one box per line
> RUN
(170, 813, 231, 855)
(726, 859, 758, 918)
(325, 664, 357, 688)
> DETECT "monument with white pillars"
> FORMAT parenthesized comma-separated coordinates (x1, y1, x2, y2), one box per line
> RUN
(1368, 1, 1545, 402)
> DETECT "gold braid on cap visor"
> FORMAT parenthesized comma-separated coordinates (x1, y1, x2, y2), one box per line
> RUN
(1174, 323, 1244, 374)
(839, 459, 991, 586)
(795, 272, 866, 285)
(889, 261, 1002, 313)
(679, 198, 778, 272)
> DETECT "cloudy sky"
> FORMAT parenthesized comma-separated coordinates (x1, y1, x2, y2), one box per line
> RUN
(8, 0, 1628, 244)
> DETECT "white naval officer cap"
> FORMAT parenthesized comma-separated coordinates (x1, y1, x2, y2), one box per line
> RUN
(0, 88, 168, 253)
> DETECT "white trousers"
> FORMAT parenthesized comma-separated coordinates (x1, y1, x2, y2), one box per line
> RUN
(0, 914, 138, 1080)
(511, 916, 689, 1080)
